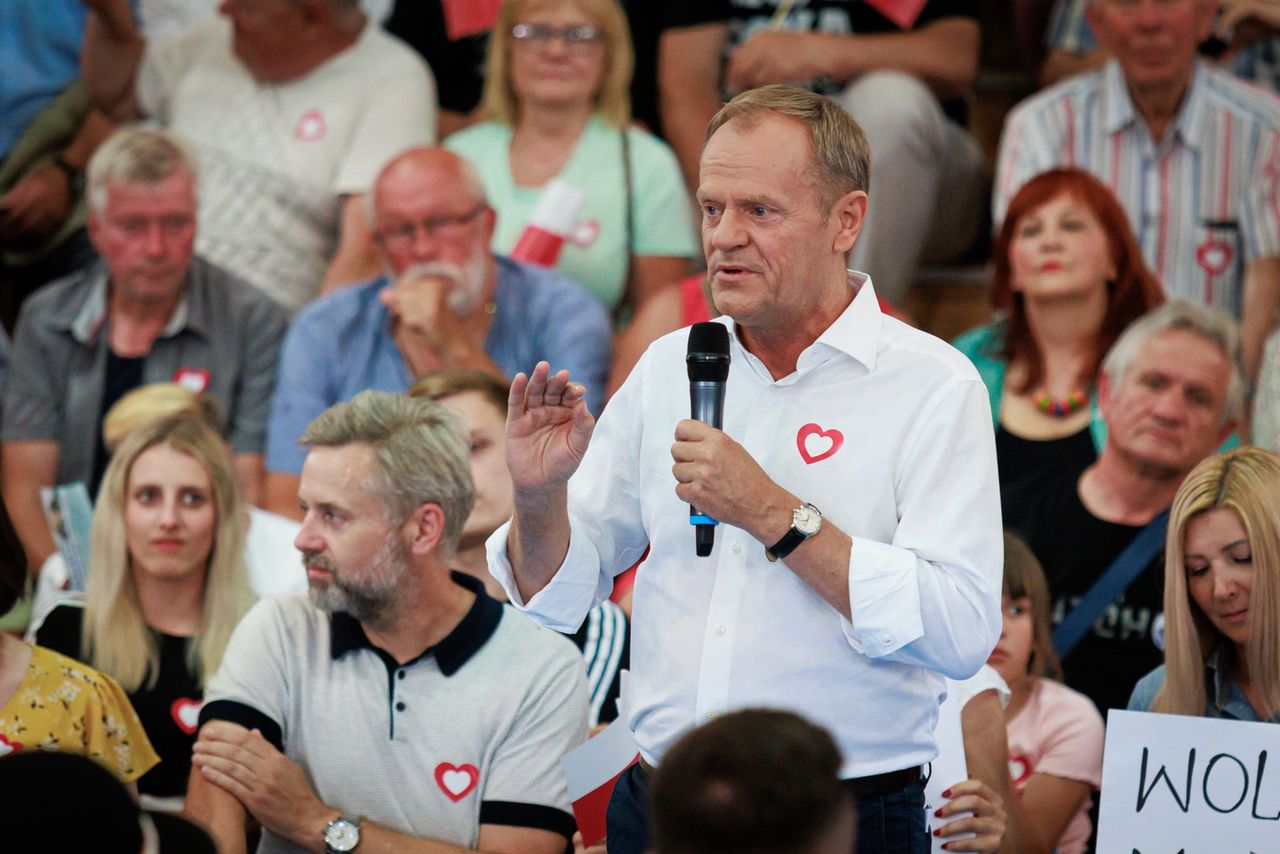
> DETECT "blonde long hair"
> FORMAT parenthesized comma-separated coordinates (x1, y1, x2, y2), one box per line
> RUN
(1153, 447, 1280, 718)
(82, 415, 252, 691)
(481, 0, 633, 128)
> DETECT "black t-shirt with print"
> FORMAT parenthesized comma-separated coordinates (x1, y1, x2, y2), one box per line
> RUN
(1002, 467, 1166, 715)
(35, 603, 204, 798)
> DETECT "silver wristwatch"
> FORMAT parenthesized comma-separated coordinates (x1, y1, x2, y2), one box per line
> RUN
(324, 816, 361, 853)
(765, 502, 823, 562)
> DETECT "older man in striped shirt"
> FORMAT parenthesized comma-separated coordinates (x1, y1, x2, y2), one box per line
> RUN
(995, 0, 1280, 392)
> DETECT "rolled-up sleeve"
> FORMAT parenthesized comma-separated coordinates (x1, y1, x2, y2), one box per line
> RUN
(841, 377, 1003, 680)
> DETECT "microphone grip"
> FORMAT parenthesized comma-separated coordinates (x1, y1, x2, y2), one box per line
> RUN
(690, 382, 725, 430)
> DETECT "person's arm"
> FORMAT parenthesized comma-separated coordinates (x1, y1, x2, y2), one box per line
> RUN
(1008, 773, 1091, 854)
(379, 273, 505, 380)
(80, 0, 145, 120)
(319, 195, 381, 295)
(658, 22, 731, 192)
(1241, 256, 1280, 389)
(264, 473, 303, 521)
(0, 441, 59, 574)
(607, 280, 686, 399)
(192, 722, 566, 854)
(233, 453, 265, 508)
(724, 18, 980, 101)
(956, 690, 1022, 854)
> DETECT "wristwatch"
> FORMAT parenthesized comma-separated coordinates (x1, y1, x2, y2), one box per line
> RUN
(765, 502, 823, 562)
(323, 816, 361, 853)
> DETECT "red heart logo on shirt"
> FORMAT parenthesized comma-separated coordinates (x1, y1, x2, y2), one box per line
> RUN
(0, 733, 22, 756)
(796, 423, 844, 464)
(435, 762, 480, 802)
(1195, 239, 1233, 276)
(171, 698, 203, 735)
(1008, 754, 1032, 786)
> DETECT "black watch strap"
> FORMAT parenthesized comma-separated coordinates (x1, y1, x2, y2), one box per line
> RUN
(766, 528, 807, 562)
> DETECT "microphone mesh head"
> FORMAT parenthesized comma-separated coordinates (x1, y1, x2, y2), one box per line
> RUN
(687, 322, 730, 382)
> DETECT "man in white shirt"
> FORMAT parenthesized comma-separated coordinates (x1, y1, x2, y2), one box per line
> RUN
(79, 0, 436, 312)
(489, 85, 1003, 854)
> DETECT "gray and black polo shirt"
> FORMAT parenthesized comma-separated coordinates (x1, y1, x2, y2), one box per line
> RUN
(200, 572, 588, 852)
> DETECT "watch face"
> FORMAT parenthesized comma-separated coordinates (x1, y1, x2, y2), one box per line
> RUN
(793, 504, 822, 536)
(325, 819, 360, 852)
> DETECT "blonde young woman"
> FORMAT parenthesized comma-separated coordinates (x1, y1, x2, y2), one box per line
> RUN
(1129, 447, 1280, 722)
(33, 415, 253, 802)
(445, 0, 697, 393)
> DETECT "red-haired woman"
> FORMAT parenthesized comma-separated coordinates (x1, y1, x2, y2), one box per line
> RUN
(954, 168, 1164, 486)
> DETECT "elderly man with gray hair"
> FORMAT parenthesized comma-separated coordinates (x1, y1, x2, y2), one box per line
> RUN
(1003, 298, 1245, 714)
(0, 125, 287, 574)
(186, 390, 587, 854)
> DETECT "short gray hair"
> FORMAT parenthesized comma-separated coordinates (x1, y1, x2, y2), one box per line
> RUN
(366, 147, 489, 230)
(1101, 299, 1245, 426)
(301, 391, 476, 553)
(86, 125, 198, 216)
(706, 85, 870, 206)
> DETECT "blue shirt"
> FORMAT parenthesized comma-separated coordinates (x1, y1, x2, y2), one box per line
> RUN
(1128, 646, 1280, 723)
(266, 256, 611, 475)
(0, 0, 87, 159)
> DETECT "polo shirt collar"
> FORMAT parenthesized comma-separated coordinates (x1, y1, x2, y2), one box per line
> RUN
(720, 271, 881, 378)
(329, 571, 503, 676)
(65, 259, 199, 344)
(1102, 58, 1208, 151)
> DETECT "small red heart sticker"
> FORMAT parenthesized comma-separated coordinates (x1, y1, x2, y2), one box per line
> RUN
(171, 698, 203, 735)
(0, 733, 22, 756)
(796, 423, 844, 465)
(435, 762, 480, 802)
(1195, 239, 1233, 276)
(1008, 754, 1031, 786)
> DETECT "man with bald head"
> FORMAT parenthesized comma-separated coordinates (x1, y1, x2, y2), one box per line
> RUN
(263, 147, 610, 519)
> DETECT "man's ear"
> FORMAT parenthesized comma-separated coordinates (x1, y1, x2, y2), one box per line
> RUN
(831, 189, 868, 256)
(404, 502, 446, 556)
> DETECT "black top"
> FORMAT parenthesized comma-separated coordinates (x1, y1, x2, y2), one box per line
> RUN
(91, 349, 145, 495)
(995, 424, 1097, 487)
(1002, 467, 1166, 714)
(35, 603, 203, 798)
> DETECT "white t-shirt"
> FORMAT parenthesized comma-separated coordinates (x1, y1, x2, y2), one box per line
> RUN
(137, 15, 436, 311)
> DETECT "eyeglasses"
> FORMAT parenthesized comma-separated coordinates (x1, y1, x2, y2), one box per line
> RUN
(376, 203, 487, 248)
(511, 23, 604, 52)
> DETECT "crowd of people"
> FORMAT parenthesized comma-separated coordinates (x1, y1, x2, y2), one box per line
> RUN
(2, 0, 1280, 851)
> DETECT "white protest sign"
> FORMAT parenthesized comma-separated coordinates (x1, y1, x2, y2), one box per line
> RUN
(924, 686, 972, 854)
(1098, 710, 1280, 853)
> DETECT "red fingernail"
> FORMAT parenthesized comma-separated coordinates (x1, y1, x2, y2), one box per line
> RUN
(942, 788, 952, 797)
(934, 808, 943, 817)
(933, 829, 942, 837)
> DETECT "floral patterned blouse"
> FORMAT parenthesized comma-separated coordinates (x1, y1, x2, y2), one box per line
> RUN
(0, 644, 159, 782)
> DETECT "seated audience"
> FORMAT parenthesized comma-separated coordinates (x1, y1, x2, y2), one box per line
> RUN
(1, 126, 287, 572)
(954, 168, 1163, 485)
(0, 751, 216, 853)
(657, 0, 986, 305)
(446, 0, 697, 385)
(0, 493, 159, 785)
(995, 0, 1280, 389)
(1130, 446, 1280, 721)
(648, 709, 856, 854)
(410, 369, 629, 726)
(186, 391, 587, 853)
(1004, 300, 1243, 713)
(32, 414, 254, 805)
(990, 532, 1104, 854)
(80, 0, 437, 310)
(263, 147, 611, 518)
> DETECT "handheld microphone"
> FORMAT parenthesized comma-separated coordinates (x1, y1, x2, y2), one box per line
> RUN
(686, 322, 731, 557)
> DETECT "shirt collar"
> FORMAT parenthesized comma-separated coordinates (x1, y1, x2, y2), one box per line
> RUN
(1102, 59, 1207, 151)
(64, 259, 199, 344)
(720, 271, 881, 378)
(328, 571, 503, 676)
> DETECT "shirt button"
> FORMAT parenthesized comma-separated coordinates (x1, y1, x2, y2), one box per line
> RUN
(397, 670, 406, 680)
(395, 701, 407, 712)
(704, 710, 715, 721)
(880, 634, 894, 646)
(715, 625, 727, 636)
(731, 543, 742, 554)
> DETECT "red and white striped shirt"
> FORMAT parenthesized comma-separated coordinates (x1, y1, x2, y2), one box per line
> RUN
(995, 61, 1280, 317)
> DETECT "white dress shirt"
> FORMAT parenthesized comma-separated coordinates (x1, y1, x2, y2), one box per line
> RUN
(489, 275, 1003, 777)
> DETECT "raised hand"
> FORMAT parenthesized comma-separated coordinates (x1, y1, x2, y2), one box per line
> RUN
(933, 779, 1008, 853)
(506, 361, 595, 494)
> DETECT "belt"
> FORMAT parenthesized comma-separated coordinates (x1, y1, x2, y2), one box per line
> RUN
(636, 757, 920, 800)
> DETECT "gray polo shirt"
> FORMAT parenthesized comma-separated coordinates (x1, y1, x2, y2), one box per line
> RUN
(1, 256, 288, 486)
(200, 572, 587, 852)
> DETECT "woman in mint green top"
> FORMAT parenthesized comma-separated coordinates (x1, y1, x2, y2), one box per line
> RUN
(446, 0, 697, 394)
(952, 169, 1162, 485)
